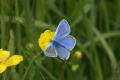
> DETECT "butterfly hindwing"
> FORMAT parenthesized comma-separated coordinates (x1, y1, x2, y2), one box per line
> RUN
(55, 35, 76, 51)
(44, 44, 57, 57)
(54, 19, 71, 40)
(55, 44, 70, 60)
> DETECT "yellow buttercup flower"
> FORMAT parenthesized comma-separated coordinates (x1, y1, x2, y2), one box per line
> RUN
(38, 30, 55, 51)
(74, 51, 82, 59)
(0, 49, 23, 73)
(5, 55, 23, 67)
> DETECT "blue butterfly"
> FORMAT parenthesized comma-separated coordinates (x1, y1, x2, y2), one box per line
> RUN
(44, 19, 76, 60)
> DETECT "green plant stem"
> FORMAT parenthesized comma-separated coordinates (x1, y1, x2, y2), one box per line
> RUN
(39, 71, 46, 80)
(0, 0, 6, 48)
(15, 0, 21, 53)
(22, 53, 40, 80)
(116, 0, 120, 28)
(84, 31, 120, 48)
(23, 0, 33, 42)
(22, 53, 57, 80)
(92, 27, 117, 69)
(2, 72, 7, 80)
(59, 61, 67, 80)
(84, 16, 103, 80)
(100, 0, 110, 31)
(34, 58, 57, 80)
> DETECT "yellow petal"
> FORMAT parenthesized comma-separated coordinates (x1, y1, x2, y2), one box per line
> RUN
(5, 55, 23, 67)
(38, 30, 55, 51)
(0, 64, 7, 73)
(0, 49, 10, 62)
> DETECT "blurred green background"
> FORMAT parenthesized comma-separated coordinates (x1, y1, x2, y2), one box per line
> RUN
(0, 0, 120, 80)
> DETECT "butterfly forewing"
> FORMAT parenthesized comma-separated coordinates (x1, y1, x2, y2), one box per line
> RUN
(54, 19, 71, 40)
